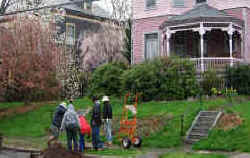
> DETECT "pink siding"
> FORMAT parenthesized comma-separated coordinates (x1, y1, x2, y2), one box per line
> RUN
(224, 8, 244, 20)
(133, 15, 169, 63)
(132, 0, 250, 63)
(133, 0, 250, 20)
(133, 0, 194, 19)
(246, 8, 250, 62)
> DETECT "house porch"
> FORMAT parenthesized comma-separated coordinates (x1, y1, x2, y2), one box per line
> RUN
(160, 4, 245, 72)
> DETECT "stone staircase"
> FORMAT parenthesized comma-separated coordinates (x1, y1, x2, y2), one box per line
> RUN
(185, 111, 222, 144)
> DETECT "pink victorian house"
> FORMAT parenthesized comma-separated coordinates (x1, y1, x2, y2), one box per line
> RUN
(132, 0, 250, 71)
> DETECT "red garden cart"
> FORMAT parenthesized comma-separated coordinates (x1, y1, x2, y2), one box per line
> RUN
(118, 92, 142, 149)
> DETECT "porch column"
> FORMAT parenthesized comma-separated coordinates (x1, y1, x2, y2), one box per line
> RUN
(161, 33, 165, 56)
(199, 23, 206, 72)
(240, 32, 244, 59)
(228, 23, 234, 66)
(166, 28, 172, 57)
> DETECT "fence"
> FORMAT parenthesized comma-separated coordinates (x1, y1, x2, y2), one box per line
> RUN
(190, 57, 243, 72)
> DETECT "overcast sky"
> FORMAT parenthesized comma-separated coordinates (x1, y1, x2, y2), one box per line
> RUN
(94, 0, 113, 13)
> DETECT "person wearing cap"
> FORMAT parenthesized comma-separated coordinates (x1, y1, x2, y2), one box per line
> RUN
(102, 96, 113, 146)
(48, 102, 67, 146)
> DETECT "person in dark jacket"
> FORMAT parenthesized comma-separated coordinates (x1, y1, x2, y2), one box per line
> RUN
(102, 96, 113, 146)
(91, 96, 103, 151)
(48, 102, 67, 146)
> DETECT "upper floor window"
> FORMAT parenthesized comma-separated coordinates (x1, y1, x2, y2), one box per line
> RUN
(173, 0, 185, 7)
(81, 0, 92, 11)
(146, 0, 156, 9)
(196, 0, 207, 3)
(66, 23, 75, 45)
(85, 0, 92, 10)
(145, 33, 159, 59)
(81, 1, 85, 9)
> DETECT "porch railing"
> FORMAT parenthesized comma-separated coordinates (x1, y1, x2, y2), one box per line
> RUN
(190, 57, 244, 72)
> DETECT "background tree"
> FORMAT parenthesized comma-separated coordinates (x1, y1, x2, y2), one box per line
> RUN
(0, 0, 16, 14)
(0, 17, 63, 102)
(80, 24, 126, 72)
(122, 19, 132, 64)
(108, 0, 131, 22)
(0, 0, 46, 15)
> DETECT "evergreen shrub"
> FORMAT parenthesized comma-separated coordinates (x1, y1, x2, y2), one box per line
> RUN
(225, 64, 250, 95)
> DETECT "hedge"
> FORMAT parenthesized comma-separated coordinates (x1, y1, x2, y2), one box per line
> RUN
(90, 57, 199, 101)
(89, 62, 127, 97)
(122, 57, 198, 101)
(225, 64, 250, 95)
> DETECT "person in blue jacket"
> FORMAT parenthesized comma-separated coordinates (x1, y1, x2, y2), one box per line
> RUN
(48, 102, 67, 146)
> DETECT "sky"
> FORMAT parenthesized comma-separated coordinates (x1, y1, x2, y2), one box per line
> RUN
(94, 0, 113, 13)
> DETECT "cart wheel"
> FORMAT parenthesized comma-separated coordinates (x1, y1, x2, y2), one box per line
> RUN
(133, 136, 142, 148)
(122, 137, 131, 149)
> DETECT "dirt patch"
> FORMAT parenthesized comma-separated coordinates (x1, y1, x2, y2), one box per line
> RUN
(42, 143, 94, 158)
(217, 113, 243, 131)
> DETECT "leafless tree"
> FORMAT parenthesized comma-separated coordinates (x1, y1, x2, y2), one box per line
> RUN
(79, 24, 126, 72)
(0, 0, 45, 15)
(0, 0, 16, 14)
(108, 0, 131, 22)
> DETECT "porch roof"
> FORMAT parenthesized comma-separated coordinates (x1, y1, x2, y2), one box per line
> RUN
(160, 4, 244, 29)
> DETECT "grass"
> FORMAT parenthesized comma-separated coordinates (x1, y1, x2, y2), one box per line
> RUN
(0, 98, 92, 137)
(0, 102, 24, 110)
(86, 148, 141, 157)
(193, 100, 250, 152)
(160, 152, 227, 158)
(1, 96, 250, 152)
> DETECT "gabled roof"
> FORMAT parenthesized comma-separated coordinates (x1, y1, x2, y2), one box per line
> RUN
(160, 4, 244, 28)
(46, 0, 109, 18)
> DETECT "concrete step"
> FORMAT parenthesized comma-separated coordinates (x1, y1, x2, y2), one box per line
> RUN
(188, 132, 208, 137)
(185, 111, 222, 144)
(190, 129, 209, 133)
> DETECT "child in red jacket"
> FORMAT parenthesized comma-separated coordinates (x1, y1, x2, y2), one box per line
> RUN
(78, 112, 91, 152)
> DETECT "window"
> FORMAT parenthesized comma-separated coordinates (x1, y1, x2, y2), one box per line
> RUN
(196, 0, 207, 3)
(85, 0, 92, 10)
(81, 0, 92, 11)
(81, 0, 85, 9)
(173, 0, 185, 7)
(145, 33, 159, 59)
(66, 23, 75, 45)
(146, 0, 156, 9)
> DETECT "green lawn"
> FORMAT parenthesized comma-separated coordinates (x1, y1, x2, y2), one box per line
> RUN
(0, 102, 24, 110)
(86, 148, 141, 157)
(160, 152, 227, 158)
(0, 96, 250, 152)
(0, 98, 92, 137)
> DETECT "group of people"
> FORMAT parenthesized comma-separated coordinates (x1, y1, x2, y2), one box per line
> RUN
(48, 95, 113, 152)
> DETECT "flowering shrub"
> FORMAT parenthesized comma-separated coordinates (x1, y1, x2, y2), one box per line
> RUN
(222, 87, 238, 104)
(0, 18, 62, 101)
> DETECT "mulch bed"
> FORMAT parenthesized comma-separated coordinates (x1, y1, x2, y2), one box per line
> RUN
(42, 143, 95, 158)
(217, 113, 242, 131)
